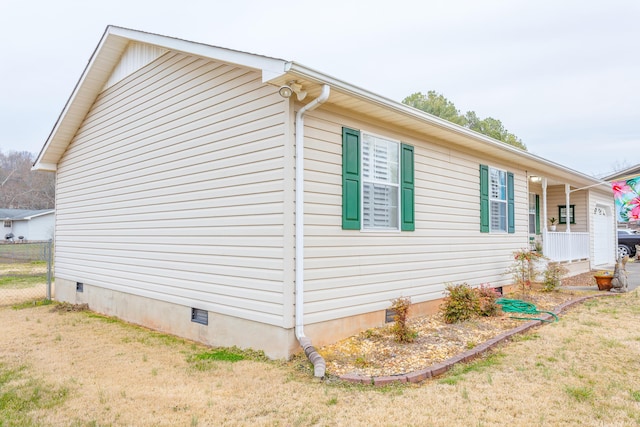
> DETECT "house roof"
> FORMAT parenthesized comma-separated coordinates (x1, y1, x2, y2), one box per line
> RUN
(0, 209, 55, 221)
(34, 25, 610, 192)
(604, 164, 640, 182)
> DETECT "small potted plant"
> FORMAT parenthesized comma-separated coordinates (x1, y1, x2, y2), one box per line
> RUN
(593, 270, 614, 291)
(549, 217, 557, 231)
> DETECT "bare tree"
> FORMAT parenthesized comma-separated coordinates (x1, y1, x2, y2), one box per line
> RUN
(0, 150, 55, 209)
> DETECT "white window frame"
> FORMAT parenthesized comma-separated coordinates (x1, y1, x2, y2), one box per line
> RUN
(489, 167, 507, 233)
(3, 220, 11, 228)
(528, 193, 537, 234)
(360, 131, 401, 231)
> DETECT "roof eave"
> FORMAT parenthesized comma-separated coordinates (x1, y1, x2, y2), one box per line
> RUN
(282, 62, 607, 189)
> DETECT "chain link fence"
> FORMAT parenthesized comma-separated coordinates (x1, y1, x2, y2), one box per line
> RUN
(0, 240, 53, 306)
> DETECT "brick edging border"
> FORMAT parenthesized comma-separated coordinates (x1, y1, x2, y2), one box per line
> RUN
(338, 293, 616, 386)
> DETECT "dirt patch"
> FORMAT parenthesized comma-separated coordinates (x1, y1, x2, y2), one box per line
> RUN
(50, 302, 89, 312)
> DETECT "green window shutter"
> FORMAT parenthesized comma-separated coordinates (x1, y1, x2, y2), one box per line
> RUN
(400, 143, 415, 231)
(535, 194, 540, 234)
(342, 127, 361, 230)
(507, 172, 515, 233)
(480, 165, 489, 233)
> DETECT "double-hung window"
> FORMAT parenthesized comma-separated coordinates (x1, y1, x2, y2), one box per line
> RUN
(362, 133, 399, 229)
(528, 193, 540, 234)
(490, 168, 508, 232)
(342, 127, 414, 231)
(480, 164, 514, 233)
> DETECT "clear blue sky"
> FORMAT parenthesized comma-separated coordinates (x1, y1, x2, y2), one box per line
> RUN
(1, 0, 638, 178)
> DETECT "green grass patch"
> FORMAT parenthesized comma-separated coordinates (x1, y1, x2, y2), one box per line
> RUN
(564, 385, 593, 402)
(511, 333, 541, 342)
(0, 275, 47, 289)
(0, 363, 69, 426)
(85, 312, 120, 323)
(193, 349, 246, 362)
(439, 352, 505, 385)
(187, 346, 269, 371)
(630, 390, 640, 402)
(12, 299, 53, 310)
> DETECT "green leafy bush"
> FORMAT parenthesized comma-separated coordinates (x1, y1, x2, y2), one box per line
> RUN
(475, 284, 500, 317)
(441, 283, 501, 323)
(441, 283, 479, 323)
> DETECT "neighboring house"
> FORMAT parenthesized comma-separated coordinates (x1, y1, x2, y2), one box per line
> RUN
(33, 26, 615, 362)
(1, 209, 55, 241)
(604, 163, 640, 236)
(604, 164, 640, 183)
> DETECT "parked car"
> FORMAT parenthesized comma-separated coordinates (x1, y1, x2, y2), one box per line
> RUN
(617, 229, 640, 258)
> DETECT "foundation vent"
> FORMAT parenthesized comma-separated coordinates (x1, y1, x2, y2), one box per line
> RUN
(76, 282, 83, 292)
(385, 308, 396, 323)
(191, 308, 208, 325)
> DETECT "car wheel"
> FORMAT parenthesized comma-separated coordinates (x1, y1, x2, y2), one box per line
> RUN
(618, 244, 631, 258)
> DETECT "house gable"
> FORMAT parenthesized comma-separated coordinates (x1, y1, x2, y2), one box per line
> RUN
(34, 26, 289, 172)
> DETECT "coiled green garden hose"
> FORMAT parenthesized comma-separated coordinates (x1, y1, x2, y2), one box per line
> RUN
(496, 298, 559, 322)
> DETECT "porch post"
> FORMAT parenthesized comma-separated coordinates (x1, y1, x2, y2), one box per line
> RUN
(565, 184, 571, 233)
(542, 178, 548, 256)
(565, 183, 572, 262)
(542, 178, 548, 231)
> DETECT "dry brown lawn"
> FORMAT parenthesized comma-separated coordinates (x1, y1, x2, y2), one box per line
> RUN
(2, 286, 640, 426)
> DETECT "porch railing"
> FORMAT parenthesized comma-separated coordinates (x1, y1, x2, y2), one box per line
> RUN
(543, 231, 590, 262)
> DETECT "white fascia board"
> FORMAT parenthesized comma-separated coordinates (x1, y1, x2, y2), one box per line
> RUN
(31, 162, 57, 172)
(285, 61, 608, 188)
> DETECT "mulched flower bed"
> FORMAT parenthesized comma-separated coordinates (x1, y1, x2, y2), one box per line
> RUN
(319, 271, 600, 378)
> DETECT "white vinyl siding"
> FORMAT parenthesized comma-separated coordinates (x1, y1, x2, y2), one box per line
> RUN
(55, 52, 289, 326)
(301, 109, 530, 325)
(546, 188, 587, 232)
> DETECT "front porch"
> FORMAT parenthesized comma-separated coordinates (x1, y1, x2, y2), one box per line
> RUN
(529, 174, 615, 269)
(543, 230, 590, 262)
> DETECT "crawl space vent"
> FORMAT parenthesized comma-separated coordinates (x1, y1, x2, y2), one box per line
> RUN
(191, 308, 208, 325)
(385, 309, 396, 323)
(76, 282, 84, 292)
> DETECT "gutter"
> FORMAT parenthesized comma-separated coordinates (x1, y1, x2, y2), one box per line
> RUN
(294, 84, 330, 378)
(284, 62, 607, 189)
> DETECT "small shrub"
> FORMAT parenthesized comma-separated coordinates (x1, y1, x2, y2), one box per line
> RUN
(389, 296, 416, 343)
(506, 249, 545, 297)
(441, 283, 479, 324)
(542, 262, 569, 292)
(475, 284, 500, 317)
(354, 355, 371, 367)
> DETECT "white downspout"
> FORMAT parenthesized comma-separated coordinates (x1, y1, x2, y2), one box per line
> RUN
(294, 84, 330, 377)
